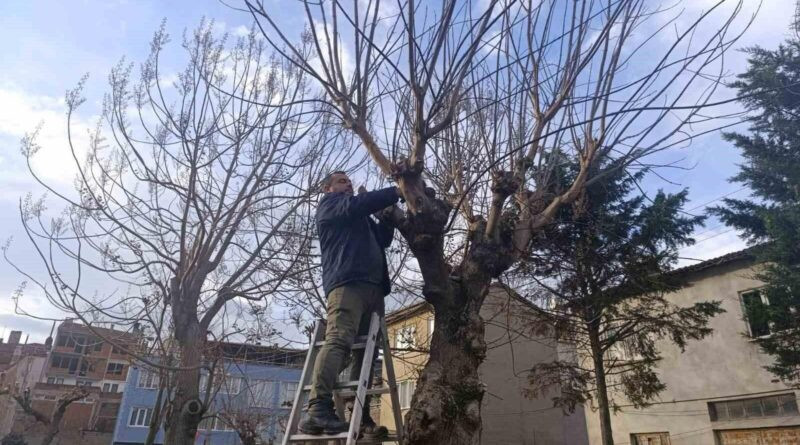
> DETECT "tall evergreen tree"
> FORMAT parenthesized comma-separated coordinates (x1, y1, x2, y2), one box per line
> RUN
(711, 39, 800, 386)
(519, 166, 723, 445)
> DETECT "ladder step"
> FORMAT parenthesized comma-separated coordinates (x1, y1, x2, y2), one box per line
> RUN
(303, 380, 360, 391)
(336, 387, 392, 398)
(312, 341, 368, 349)
(290, 433, 351, 441)
(288, 433, 400, 443)
(314, 335, 369, 347)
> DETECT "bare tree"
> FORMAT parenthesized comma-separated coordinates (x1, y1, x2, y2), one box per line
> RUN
(243, 0, 750, 442)
(6, 20, 356, 445)
(0, 386, 89, 445)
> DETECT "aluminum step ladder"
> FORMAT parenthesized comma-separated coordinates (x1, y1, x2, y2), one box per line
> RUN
(283, 312, 405, 445)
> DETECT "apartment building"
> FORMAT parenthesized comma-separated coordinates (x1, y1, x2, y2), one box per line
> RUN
(112, 342, 305, 445)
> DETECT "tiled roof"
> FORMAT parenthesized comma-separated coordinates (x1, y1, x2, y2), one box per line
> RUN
(668, 246, 760, 276)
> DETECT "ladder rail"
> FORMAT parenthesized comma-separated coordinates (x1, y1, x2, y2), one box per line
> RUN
(381, 318, 404, 445)
(283, 314, 405, 445)
(283, 320, 326, 445)
(345, 312, 382, 445)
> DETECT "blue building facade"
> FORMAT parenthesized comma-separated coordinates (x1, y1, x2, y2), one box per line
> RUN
(112, 346, 304, 445)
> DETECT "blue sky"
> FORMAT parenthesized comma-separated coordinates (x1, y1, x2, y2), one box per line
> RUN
(0, 0, 795, 342)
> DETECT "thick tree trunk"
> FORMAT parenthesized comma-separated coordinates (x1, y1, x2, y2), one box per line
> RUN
(388, 176, 506, 445)
(588, 325, 614, 445)
(164, 317, 205, 445)
(403, 291, 487, 445)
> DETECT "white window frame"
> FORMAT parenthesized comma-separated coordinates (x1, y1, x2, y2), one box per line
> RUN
(128, 407, 152, 427)
(106, 362, 125, 375)
(103, 383, 119, 393)
(740, 288, 772, 338)
(213, 416, 235, 431)
(199, 374, 243, 394)
(249, 379, 276, 408)
(220, 376, 243, 394)
(137, 369, 160, 389)
(395, 325, 417, 350)
(398, 380, 416, 409)
(280, 381, 298, 406)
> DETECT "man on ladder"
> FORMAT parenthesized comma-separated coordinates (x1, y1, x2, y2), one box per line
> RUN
(298, 171, 401, 439)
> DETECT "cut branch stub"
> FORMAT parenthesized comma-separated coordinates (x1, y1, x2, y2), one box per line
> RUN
(392, 157, 427, 214)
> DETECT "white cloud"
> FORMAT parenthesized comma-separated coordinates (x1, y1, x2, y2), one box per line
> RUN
(233, 24, 251, 38)
(0, 86, 95, 194)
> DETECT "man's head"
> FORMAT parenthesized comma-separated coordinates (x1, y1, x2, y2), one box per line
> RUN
(322, 171, 353, 195)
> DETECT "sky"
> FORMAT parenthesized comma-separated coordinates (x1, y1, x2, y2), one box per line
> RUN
(0, 0, 795, 343)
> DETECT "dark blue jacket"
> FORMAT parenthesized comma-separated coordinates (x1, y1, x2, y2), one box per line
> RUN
(316, 187, 400, 297)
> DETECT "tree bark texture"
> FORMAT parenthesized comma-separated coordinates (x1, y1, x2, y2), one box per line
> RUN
(164, 311, 205, 445)
(389, 178, 506, 445)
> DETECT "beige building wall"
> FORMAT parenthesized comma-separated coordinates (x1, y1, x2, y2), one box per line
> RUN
(0, 348, 47, 436)
(380, 286, 588, 445)
(584, 258, 800, 445)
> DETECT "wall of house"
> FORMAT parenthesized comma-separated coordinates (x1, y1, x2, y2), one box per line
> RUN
(583, 261, 800, 445)
(380, 287, 589, 445)
(113, 361, 301, 445)
(479, 288, 589, 445)
(0, 353, 47, 436)
(379, 306, 431, 434)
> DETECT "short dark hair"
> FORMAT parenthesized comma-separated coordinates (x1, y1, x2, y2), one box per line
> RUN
(321, 171, 348, 191)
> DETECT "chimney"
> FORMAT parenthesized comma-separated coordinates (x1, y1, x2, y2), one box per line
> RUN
(8, 331, 22, 345)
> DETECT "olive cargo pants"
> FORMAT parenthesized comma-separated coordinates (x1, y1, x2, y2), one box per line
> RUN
(308, 282, 384, 412)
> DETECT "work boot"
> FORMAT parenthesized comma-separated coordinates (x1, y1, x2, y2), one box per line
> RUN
(360, 412, 389, 440)
(299, 400, 349, 435)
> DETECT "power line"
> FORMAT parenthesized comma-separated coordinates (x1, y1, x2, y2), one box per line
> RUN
(686, 187, 747, 212)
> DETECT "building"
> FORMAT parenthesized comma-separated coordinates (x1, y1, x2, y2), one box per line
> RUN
(381, 248, 800, 445)
(380, 284, 589, 445)
(583, 248, 800, 445)
(0, 331, 49, 437)
(112, 342, 305, 445)
(44, 319, 141, 391)
(4, 320, 142, 445)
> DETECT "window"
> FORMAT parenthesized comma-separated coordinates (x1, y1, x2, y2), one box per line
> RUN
(199, 415, 214, 430)
(249, 380, 276, 407)
(280, 382, 298, 406)
(51, 355, 77, 370)
(128, 407, 152, 427)
(94, 341, 103, 352)
(106, 363, 125, 375)
(76, 379, 93, 386)
(56, 335, 67, 347)
(631, 432, 671, 445)
(398, 380, 416, 409)
(46, 377, 64, 385)
(708, 394, 798, 421)
(395, 326, 416, 349)
(213, 416, 234, 431)
(741, 289, 771, 337)
(138, 369, 160, 389)
(200, 374, 243, 394)
(102, 383, 119, 393)
(221, 376, 243, 394)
